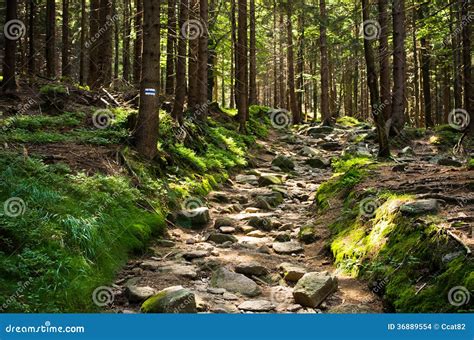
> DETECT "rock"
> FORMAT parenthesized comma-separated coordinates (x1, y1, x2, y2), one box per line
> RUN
(320, 142, 342, 151)
(305, 157, 330, 169)
(236, 174, 259, 184)
(141, 286, 197, 313)
(242, 226, 256, 234)
(214, 217, 235, 228)
(209, 192, 231, 203)
(400, 199, 439, 215)
(248, 216, 273, 231)
(272, 241, 304, 254)
(195, 295, 209, 312)
(211, 303, 240, 313)
(235, 262, 268, 276)
(392, 164, 407, 172)
(159, 263, 198, 279)
(298, 225, 317, 244)
(293, 272, 338, 308)
(140, 260, 162, 271)
(156, 239, 176, 248)
(307, 126, 334, 136)
(207, 287, 226, 295)
(211, 267, 261, 297)
(177, 207, 211, 227)
(208, 233, 238, 244)
(399, 146, 414, 156)
(437, 158, 462, 167)
(330, 304, 373, 313)
(258, 174, 284, 187)
(279, 262, 307, 282)
(222, 292, 239, 300)
(255, 192, 284, 208)
(182, 250, 210, 261)
(257, 245, 272, 254)
(272, 155, 295, 172)
(274, 232, 291, 242)
(247, 230, 267, 238)
(125, 285, 157, 303)
(300, 146, 320, 157)
(238, 300, 275, 312)
(220, 226, 236, 234)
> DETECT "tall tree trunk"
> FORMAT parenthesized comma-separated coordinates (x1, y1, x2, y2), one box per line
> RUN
(230, 0, 237, 108)
(412, 6, 420, 127)
(296, 3, 305, 119)
(286, 1, 299, 124)
(62, 0, 70, 77)
(460, 0, 472, 128)
(79, 0, 87, 84)
(197, 0, 209, 112)
(28, 0, 36, 75)
(248, 0, 257, 105)
(133, 0, 143, 84)
(391, 0, 406, 134)
(172, 0, 188, 123)
(1, 0, 18, 92)
(272, 0, 278, 107)
(166, 0, 177, 95)
(279, 9, 285, 108)
(113, 0, 120, 79)
(134, 0, 161, 159)
(361, 0, 390, 157)
(319, 0, 330, 125)
(187, 0, 199, 109)
(236, 0, 248, 130)
(451, 2, 462, 111)
(378, 0, 391, 121)
(419, 5, 433, 127)
(88, 0, 100, 86)
(123, 0, 131, 81)
(46, 0, 57, 78)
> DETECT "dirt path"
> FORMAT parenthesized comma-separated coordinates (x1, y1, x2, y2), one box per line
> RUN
(109, 126, 384, 314)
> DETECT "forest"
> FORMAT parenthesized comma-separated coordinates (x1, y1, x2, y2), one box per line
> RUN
(0, 0, 472, 314)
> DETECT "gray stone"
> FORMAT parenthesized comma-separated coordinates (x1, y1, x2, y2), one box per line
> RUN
(238, 300, 275, 312)
(307, 126, 334, 136)
(235, 262, 268, 276)
(125, 285, 157, 303)
(207, 287, 226, 295)
(211, 303, 240, 314)
(248, 216, 273, 231)
(222, 292, 239, 301)
(320, 142, 342, 151)
(258, 174, 284, 187)
(305, 157, 330, 169)
(140, 260, 162, 271)
(272, 241, 304, 254)
(400, 199, 439, 215)
(156, 239, 176, 247)
(279, 262, 307, 282)
(214, 217, 235, 228)
(255, 192, 284, 209)
(219, 226, 236, 234)
(158, 263, 198, 279)
(208, 233, 238, 244)
(330, 304, 373, 314)
(177, 207, 211, 227)
(274, 232, 291, 242)
(236, 174, 259, 184)
(399, 146, 414, 156)
(293, 272, 338, 308)
(211, 267, 261, 297)
(272, 155, 295, 172)
(298, 225, 317, 244)
(437, 158, 462, 167)
(182, 250, 210, 261)
(300, 146, 320, 157)
(141, 286, 197, 313)
(209, 192, 231, 203)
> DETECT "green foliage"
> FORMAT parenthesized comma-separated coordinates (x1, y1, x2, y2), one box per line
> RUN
(39, 84, 68, 95)
(336, 116, 362, 127)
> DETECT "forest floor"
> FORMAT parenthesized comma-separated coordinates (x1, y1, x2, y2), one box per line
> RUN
(109, 123, 473, 314)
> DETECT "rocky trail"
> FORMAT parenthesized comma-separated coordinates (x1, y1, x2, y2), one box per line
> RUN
(107, 124, 473, 314)
(108, 125, 386, 314)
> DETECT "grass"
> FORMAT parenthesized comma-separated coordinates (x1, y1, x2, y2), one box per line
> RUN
(0, 102, 271, 312)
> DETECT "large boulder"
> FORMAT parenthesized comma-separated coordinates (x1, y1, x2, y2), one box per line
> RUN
(141, 286, 197, 313)
(235, 262, 268, 277)
(279, 262, 307, 282)
(176, 207, 211, 227)
(272, 155, 295, 172)
(125, 285, 157, 303)
(211, 267, 261, 297)
(305, 157, 330, 169)
(400, 199, 439, 216)
(293, 272, 338, 308)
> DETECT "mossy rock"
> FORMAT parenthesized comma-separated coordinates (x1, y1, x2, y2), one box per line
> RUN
(299, 225, 317, 244)
(141, 287, 197, 313)
(272, 155, 295, 172)
(258, 174, 284, 187)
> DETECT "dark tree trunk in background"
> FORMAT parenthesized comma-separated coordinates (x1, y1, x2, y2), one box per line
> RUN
(419, 6, 432, 127)
(172, 0, 189, 123)
(391, 0, 406, 134)
(113, 0, 120, 79)
(123, 0, 132, 81)
(236, 0, 248, 130)
(133, 0, 143, 84)
(296, 4, 305, 119)
(451, 2, 462, 111)
(378, 0, 391, 122)
(412, 6, 420, 127)
(197, 0, 209, 113)
(79, 0, 87, 84)
(187, 0, 199, 109)
(230, 0, 237, 108)
(62, 0, 71, 77)
(134, 0, 160, 159)
(460, 0, 472, 130)
(1, 0, 18, 92)
(361, 0, 390, 157)
(88, 0, 100, 86)
(286, 1, 300, 124)
(166, 0, 177, 95)
(248, 0, 257, 105)
(28, 0, 37, 75)
(319, 0, 330, 125)
(97, 0, 113, 87)
(46, 0, 57, 78)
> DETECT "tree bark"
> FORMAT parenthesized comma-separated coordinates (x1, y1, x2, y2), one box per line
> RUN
(391, 0, 406, 134)
(79, 0, 87, 84)
(286, 1, 300, 124)
(419, 6, 433, 127)
(236, 0, 248, 130)
(28, 0, 37, 75)
(46, 0, 57, 78)
(197, 0, 209, 112)
(378, 0, 391, 121)
(166, 0, 177, 95)
(134, 0, 161, 159)
(460, 0, 472, 127)
(172, 0, 188, 123)
(61, 0, 70, 77)
(1, 0, 18, 92)
(319, 0, 330, 125)
(123, 0, 132, 81)
(133, 0, 143, 84)
(248, 0, 257, 105)
(187, 0, 199, 109)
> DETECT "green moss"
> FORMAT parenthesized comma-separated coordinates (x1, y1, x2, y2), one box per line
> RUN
(337, 116, 362, 127)
(468, 158, 474, 170)
(39, 84, 68, 95)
